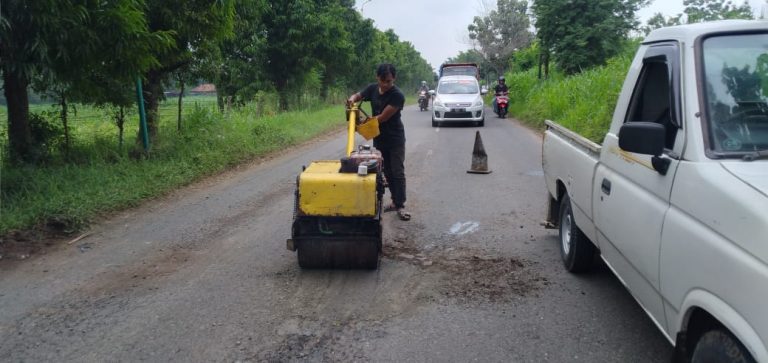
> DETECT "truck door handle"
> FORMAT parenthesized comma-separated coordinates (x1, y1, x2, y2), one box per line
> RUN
(601, 178, 612, 195)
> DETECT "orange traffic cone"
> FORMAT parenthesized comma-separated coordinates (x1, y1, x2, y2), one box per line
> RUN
(467, 131, 492, 174)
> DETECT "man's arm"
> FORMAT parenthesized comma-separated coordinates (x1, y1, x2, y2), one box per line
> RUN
(377, 105, 399, 123)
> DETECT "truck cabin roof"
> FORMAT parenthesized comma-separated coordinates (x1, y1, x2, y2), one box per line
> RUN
(644, 19, 767, 44)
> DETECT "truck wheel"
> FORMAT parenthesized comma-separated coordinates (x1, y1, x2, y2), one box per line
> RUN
(558, 194, 595, 272)
(691, 329, 755, 363)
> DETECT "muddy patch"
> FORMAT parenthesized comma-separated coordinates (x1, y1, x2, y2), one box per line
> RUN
(253, 317, 384, 362)
(431, 250, 545, 303)
(384, 237, 547, 303)
(0, 229, 60, 262)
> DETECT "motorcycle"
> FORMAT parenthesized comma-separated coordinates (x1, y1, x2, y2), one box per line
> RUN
(494, 92, 509, 118)
(418, 90, 429, 111)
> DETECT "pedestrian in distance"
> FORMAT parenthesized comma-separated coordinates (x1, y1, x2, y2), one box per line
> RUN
(347, 63, 411, 221)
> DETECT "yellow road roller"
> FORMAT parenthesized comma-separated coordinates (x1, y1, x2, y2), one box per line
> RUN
(286, 104, 384, 269)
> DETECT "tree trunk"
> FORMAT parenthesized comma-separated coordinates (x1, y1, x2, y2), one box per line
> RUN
(60, 94, 70, 153)
(544, 51, 550, 79)
(177, 78, 184, 132)
(320, 76, 333, 102)
(117, 106, 125, 150)
(276, 78, 289, 111)
(142, 70, 163, 141)
(216, 92, 225, 112)
(3, 69, 33, 162)
(278, 92, 289, 111)
(538, 52, 543, 80)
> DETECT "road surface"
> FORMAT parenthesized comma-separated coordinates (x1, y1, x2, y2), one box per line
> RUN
(0, 105, 673, 362)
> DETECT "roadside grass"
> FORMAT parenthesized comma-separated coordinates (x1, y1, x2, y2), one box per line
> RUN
(0, 100, 347, 235)
(506, 48, 635, 143)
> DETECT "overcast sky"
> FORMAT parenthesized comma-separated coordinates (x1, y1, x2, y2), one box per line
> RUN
(354, 0, 766, 71)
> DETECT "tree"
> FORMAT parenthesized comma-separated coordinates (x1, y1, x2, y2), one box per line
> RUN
(141, 0, 235, 141)
(510, 40, 540, 73)
(214, 0, 269, 110)
(643, 0, 753, 35)
(468, 0, 532, 76)
(342, 13, 380, 89)
(642, 12, 684, 34)
(684, 0, 753, 22)
(0, 0, 170, 162)
(260, 0, 354, 110)
(533, 0, 649, 75)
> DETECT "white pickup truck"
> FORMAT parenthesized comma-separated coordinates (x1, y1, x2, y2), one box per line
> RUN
(542, 20, 767, 362)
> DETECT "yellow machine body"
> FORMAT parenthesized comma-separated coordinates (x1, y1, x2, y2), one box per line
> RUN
(289, 103, 383, 269)
(297, 160, 378, 217)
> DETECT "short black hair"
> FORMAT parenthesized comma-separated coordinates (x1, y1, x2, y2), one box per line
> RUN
(376, 63, 396, 78)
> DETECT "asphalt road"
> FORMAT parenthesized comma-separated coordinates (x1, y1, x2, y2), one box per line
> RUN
(0, 104, 673, 362)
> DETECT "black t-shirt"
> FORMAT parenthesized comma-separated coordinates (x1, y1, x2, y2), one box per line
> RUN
(360, 83, 406, 147)
(494, 84, 508, 94)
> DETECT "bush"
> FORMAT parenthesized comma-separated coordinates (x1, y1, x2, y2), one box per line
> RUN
(0, 101, 347, 235)
(26, 111, 68, 163)
(506, 45, 636, 142)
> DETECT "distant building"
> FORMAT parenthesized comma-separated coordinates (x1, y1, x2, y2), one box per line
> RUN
(190, 83, 216, 95)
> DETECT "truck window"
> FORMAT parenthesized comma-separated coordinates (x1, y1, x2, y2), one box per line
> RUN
(701, 32, 768, 154)
(625, 53, 679, 149)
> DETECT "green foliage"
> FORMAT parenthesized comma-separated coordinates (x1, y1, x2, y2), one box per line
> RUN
(643, 0, 755, 35)
(533, 0, 647, 75)
(259, 0, 353, 110)
(511, 41, 540, 73)
(684, 0, 754, 22)
(468, 0, 532, 74)
(214, 0, 269, 106)
(0, 99, 347, 234)
(506, 45, 637, 142)
(3, 0, 435, 159)
(27, 111, 67, 162)
(141, 0, 236, 137)
(642, 13, 684, 35)
(0, 0, 172, 162)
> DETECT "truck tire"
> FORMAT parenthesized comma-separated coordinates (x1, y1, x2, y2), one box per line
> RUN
(558, 194, 595, 272)
(691, 329, 755, 363)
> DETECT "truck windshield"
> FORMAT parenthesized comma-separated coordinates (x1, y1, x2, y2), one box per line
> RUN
(702, 33, 768, 155)
(437, 80, 479, 94)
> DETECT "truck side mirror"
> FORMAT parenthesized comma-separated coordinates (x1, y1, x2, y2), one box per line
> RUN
(619, 122, 671, 175)
(618, 122, 665, 156)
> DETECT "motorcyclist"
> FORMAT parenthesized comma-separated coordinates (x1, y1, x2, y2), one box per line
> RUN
(417, 81, 430, 109)
(418, 80, 429, 93)
(492, 76, 508, 114)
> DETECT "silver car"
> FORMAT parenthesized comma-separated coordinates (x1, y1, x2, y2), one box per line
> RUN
(431, 75, 486, 127)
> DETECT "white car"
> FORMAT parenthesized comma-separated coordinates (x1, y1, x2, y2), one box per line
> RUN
(431, 75, 486, 127)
